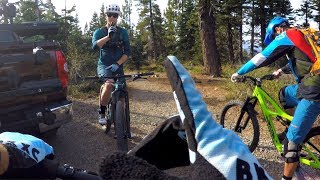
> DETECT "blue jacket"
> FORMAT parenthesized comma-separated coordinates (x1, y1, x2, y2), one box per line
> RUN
(238, 29, 320, 101)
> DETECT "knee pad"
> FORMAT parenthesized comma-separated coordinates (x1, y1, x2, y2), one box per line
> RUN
(282, 137, 301, 163)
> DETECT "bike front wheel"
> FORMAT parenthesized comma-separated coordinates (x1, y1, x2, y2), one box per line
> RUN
(220, 100, 260, 152)
(115, 101, 129, 152)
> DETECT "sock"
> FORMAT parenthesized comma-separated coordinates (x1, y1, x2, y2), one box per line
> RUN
(282, 175, 292, 180)
(100, 105, 106, 114)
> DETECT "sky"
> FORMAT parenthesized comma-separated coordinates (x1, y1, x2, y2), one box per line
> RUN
(48, 0, 305, 31)
(7, 0, 312, 31)
(50, 0, 168, 31)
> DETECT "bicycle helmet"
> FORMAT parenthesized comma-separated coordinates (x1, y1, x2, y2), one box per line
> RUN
(106, 4, 121, 16)
(264, 16, 289, 45)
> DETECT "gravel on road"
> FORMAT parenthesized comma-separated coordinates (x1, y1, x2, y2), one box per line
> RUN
(44, 75, 319, 179)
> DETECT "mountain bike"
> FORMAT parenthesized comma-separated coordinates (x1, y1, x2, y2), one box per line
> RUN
(86, 72, 154, 152)
(220, 74, 320, 169)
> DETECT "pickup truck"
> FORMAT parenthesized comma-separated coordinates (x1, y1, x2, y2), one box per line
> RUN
(0, 22, 72, 136)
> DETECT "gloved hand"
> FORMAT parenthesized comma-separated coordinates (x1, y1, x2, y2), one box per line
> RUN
(230, 72, 240, 82)
(107, 63, 119, 72)
(0, 132, 54, 178)
(272, 68, 282, 79)
(107, 26, 117, 38)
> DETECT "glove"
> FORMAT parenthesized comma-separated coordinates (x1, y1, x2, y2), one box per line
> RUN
(107, 63, 119, 72)
(272, 68, 282, 79)
(107, 26, 117, 38)
(230, 72, 240, 82)
(0, 132, 54, 178)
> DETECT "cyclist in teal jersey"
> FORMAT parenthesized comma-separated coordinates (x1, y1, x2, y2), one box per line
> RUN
(92, 3, 131, 125)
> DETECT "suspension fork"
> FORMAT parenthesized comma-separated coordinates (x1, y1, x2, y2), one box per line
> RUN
(234, 97, 258, 132)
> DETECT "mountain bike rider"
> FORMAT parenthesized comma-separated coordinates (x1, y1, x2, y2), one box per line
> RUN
(0, 132, 56, 179)
(231, 16, 320, 180)
(92, 3, 131, 125)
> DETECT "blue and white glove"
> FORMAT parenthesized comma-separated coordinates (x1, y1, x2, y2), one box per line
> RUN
(164, 56, 272, 179)
(0, 132, 54, 169)
(108, 26, 117, 38)
(107, 63, 119, 72)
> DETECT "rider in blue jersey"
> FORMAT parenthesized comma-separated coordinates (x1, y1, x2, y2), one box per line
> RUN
(231, 16, 320, 180)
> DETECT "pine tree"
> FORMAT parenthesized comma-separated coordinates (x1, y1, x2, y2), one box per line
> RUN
(98, 4, 106, 27)
(295, 0, 315, 27)
(135, 0, 165, 62)
(87, 12, 100, 37)
(199, 0, 221, 76)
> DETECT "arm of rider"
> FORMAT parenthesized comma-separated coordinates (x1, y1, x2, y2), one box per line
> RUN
(272, 68, 283, 79)
(96, 26, 117, 49)
(107, 55, 129, 72)
(231, 72, 240, 82)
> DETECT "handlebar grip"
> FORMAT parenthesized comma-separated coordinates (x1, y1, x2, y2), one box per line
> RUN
(262, 74, 275, 80)
(139, 72, 154, 76)
(56, 164, 102, 180)
(235, 76, 246, 82)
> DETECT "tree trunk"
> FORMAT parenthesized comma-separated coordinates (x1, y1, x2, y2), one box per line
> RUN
(199, 1, 221, 77)
(250, 0, 255, 57)
(149, 0, 157, 60)
(259, 0, 266, 48)
(227, 22, 235, 63)
(239, 5, 243, 63)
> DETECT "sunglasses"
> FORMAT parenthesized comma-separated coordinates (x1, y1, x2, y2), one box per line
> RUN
(107, 13, 119, 18)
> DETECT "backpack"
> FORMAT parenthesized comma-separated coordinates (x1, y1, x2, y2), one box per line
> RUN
(300, 28, 320, 75)
(101, 26, 124, 49)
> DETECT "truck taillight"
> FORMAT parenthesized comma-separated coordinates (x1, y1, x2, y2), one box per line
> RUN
(55, 50, 68, 88)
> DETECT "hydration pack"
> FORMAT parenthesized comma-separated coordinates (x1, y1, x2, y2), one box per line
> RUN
(300, 28, 320, 75)
(102, 26, 124, 49)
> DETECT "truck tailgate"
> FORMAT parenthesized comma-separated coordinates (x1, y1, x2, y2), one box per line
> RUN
(0, 49, 63, 109)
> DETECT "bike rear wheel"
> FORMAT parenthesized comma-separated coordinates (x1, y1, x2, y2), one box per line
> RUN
(115, 101, 128, 152)
(220, 100, 260, 152)
(301, 126, 320, 168)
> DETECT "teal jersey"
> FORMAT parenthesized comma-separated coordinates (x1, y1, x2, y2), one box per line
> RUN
(92, 26, 131, 66)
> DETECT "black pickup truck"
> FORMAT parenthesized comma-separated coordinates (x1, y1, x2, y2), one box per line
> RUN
(0, 22, 72, 136)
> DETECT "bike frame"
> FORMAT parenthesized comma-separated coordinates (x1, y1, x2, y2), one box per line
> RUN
(250, 84, 320, 169)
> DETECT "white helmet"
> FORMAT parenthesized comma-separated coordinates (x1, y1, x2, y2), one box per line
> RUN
(106, 4, 121, 16)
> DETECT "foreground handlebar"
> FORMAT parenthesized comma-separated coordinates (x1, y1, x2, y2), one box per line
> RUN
(56, 164, 102, 180)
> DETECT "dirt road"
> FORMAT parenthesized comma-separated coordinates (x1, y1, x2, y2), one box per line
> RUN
(44, 75, 319, 179)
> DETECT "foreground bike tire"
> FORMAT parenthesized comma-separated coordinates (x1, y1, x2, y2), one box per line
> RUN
(220, 100, 260, 152)
(301, 126, 320, 167)
(115, 101, 128, 152)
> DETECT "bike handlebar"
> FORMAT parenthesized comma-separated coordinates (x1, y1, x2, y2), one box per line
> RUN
(78, 72, 155, 82)
(55, 164, 102, 180)
(234, 74, 275, 85)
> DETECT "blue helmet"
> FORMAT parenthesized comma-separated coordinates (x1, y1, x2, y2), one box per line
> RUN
(264, 16, 289, 45)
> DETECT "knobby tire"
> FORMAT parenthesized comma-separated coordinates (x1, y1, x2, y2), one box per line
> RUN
(115, 101, 128, 152)
(220, 100, 260, 152)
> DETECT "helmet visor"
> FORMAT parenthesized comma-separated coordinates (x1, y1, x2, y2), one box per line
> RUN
(263, 33, 274, 46)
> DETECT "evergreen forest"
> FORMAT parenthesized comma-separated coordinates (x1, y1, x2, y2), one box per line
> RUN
(1, 0, 319, 80)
